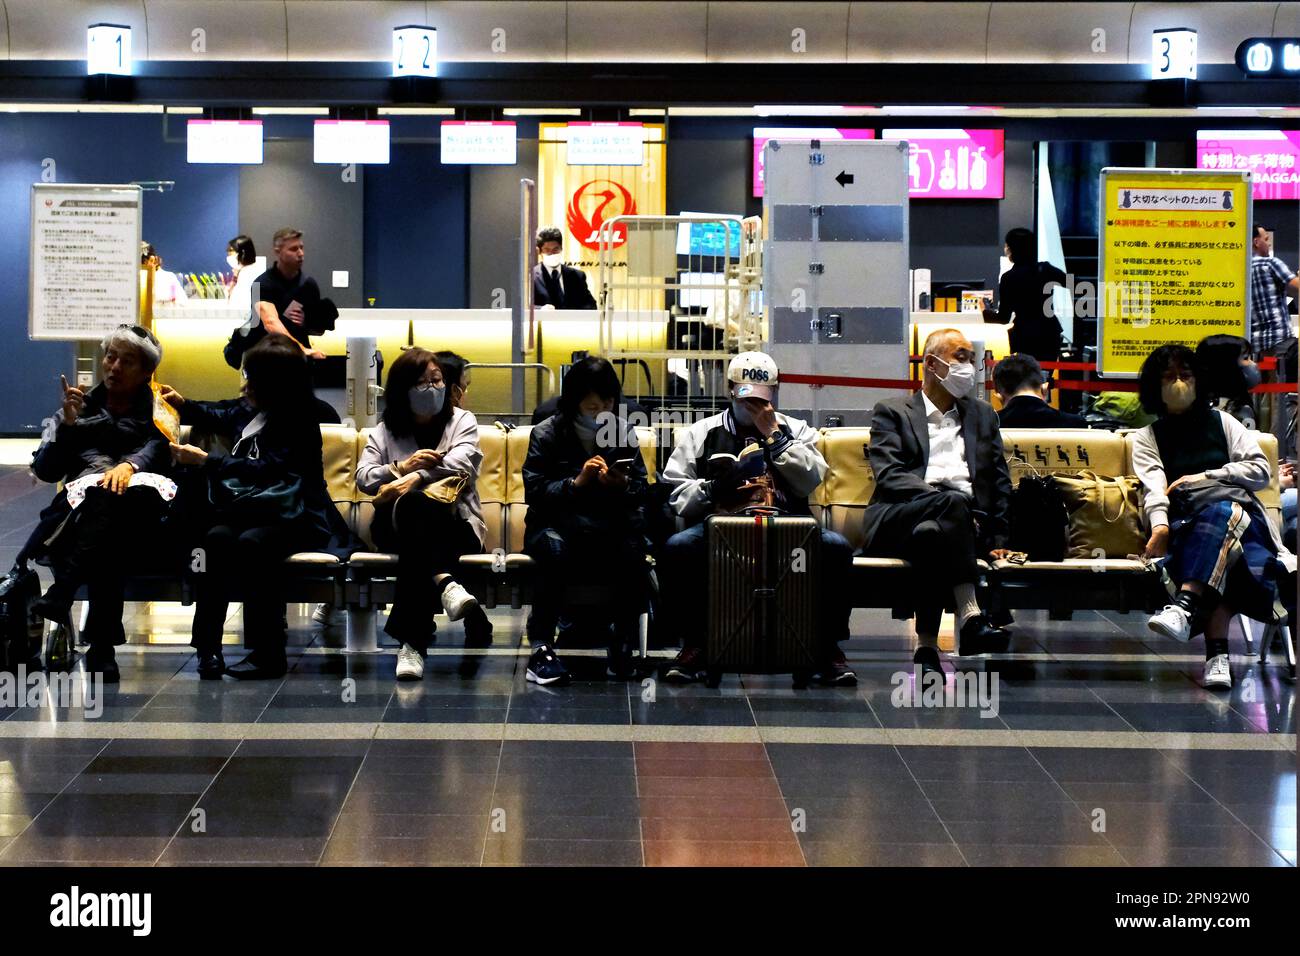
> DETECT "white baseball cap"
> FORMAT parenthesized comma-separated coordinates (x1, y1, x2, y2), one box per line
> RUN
(727, 351, 779, 401)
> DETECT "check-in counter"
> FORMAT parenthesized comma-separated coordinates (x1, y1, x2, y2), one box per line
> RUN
(149, 305, 666, 416)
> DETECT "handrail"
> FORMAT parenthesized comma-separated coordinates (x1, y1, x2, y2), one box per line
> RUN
(465, 361, 557, 405)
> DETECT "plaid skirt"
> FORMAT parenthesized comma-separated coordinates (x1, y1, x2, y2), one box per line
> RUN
(1162, 499, 1294, 624)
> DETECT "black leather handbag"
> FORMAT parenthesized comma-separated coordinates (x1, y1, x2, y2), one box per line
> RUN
(1009, 472, 1069, 561)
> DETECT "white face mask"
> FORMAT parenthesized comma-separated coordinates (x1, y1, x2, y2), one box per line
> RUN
(226, 254, 239, 271)
(933, 356, 977, 399)
(541, 253, 564, 270)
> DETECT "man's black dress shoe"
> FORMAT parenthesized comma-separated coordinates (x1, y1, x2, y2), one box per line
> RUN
(197, 652, 226, 680)
(225, 653, 287, 680)
(84, 645, 120, 683)
(957, 614, 1011, 655)
(913, 645, 945, 678)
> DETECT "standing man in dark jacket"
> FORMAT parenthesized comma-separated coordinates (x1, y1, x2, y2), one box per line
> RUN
(983, 227, 1069, 361)
(522, 357, 653, 684)
(532, 226, 598, 310)
(862, 329, 1014, 675)
(25, 325, 171, 681)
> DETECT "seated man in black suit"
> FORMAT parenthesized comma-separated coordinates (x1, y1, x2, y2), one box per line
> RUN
(993, 353, 1087, 429)
(862, 329, 1014, 675)
(532, 226, 598, 310)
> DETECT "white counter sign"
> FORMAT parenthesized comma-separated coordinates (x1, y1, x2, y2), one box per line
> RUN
(565, 123, 644, 166)
(29, 184, 142, 340)
(441, 121, 517, 165)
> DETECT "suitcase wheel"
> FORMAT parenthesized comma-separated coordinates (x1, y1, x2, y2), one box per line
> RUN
(704, 669, 723, 689)
(791, 670, 811, 690)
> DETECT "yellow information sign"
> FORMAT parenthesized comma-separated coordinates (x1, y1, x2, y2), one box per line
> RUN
(1097, 167, 1252, 376)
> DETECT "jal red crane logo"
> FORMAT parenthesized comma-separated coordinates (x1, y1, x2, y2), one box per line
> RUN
(567, 179, 637, 250)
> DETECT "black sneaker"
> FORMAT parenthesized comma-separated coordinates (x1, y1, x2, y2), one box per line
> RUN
(812, 645, 857, 687)
(526, 644, 569, 685)
(664, 646, 706, 684)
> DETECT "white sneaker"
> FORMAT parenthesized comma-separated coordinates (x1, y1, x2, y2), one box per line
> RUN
(1203, 654, 1232, 690)
(440, 581, 478, 622)
(395, 643, 425, 681)
(312, 603, 345, 628)
(1148, 604, 1193, 643)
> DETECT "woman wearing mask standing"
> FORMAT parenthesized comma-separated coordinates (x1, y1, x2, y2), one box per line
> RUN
(225, 235, 265, 311)
(1135, 344, 1296, 689)
(356, 349, 490, 680)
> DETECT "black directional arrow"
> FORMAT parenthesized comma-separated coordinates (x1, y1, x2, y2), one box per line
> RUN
(835, 170, 854, 187)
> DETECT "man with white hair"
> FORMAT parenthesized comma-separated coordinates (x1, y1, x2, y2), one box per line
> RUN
(659, 351, 856, 686)
(24, 325, 172, 682)
(862, 328, 1014, 676)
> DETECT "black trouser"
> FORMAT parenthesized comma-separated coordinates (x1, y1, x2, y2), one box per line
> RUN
(190, 522, 315, 658)
(524, 527, 648, 650)
(46, 486, 166, 649)
(659, 519, 854, 652)
(372, 494, 483, 653)
(863, 489, 982, 638)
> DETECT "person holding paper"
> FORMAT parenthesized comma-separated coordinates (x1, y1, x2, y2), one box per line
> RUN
(23, 325, 172, 682)
(531, 226, 598, 310)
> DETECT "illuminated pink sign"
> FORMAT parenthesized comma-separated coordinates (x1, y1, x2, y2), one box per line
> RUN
(752, 127, 876, 197)
(1197, 130, 1300, 200)
(881, 129, 1005, 200)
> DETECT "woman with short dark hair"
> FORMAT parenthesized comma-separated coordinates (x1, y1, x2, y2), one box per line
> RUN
(356, 348, 490, 680)
(25, 325, 171, 681)
(162, 334, 334, 680)
(521, 356, 653, 684)
(1134, 344, 1296, 689)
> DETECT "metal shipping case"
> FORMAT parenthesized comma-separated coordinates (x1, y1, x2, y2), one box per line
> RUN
(762, 138, 911, 427)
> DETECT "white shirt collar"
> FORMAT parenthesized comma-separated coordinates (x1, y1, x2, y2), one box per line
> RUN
(921, 391, 957, 420)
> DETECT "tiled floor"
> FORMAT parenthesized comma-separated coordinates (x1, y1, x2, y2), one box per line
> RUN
(0, 463, 1295, 866)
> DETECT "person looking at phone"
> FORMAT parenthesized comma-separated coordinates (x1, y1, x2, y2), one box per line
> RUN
(23, 325, 170, 681)
(521, 356, 654, 684)
(659, 351, 856, 686)
(355, 348, 491, 680)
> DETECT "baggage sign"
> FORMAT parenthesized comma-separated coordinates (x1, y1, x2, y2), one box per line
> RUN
(1097, 168, 1252, 377)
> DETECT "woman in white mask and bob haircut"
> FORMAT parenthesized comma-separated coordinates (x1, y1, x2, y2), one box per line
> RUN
(1133, 343, 1296, 691)
(356, 348, 491, 679)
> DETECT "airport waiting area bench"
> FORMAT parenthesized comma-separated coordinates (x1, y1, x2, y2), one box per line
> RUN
(66, 421, 1295, 673)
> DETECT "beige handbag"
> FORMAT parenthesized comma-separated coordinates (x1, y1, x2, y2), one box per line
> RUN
(1052, 470, 1146, 559)
(421, 473, 468, 505)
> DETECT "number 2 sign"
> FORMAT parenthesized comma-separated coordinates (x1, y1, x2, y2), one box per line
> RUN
(393, 25, 437, 78)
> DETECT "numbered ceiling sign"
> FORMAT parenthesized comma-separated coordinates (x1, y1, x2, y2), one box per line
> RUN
(1097, 168, 1252, 377)
(1151, 28, 1197, 80)
(87, 23, 132, 76)
(393, 25, 437, 77)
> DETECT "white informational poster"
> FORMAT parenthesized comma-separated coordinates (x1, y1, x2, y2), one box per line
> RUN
(29, 184, 142, 340)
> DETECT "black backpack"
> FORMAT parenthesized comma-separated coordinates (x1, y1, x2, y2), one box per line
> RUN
(0, 562, 43, 672)
(1009, 473, 1068, 562)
